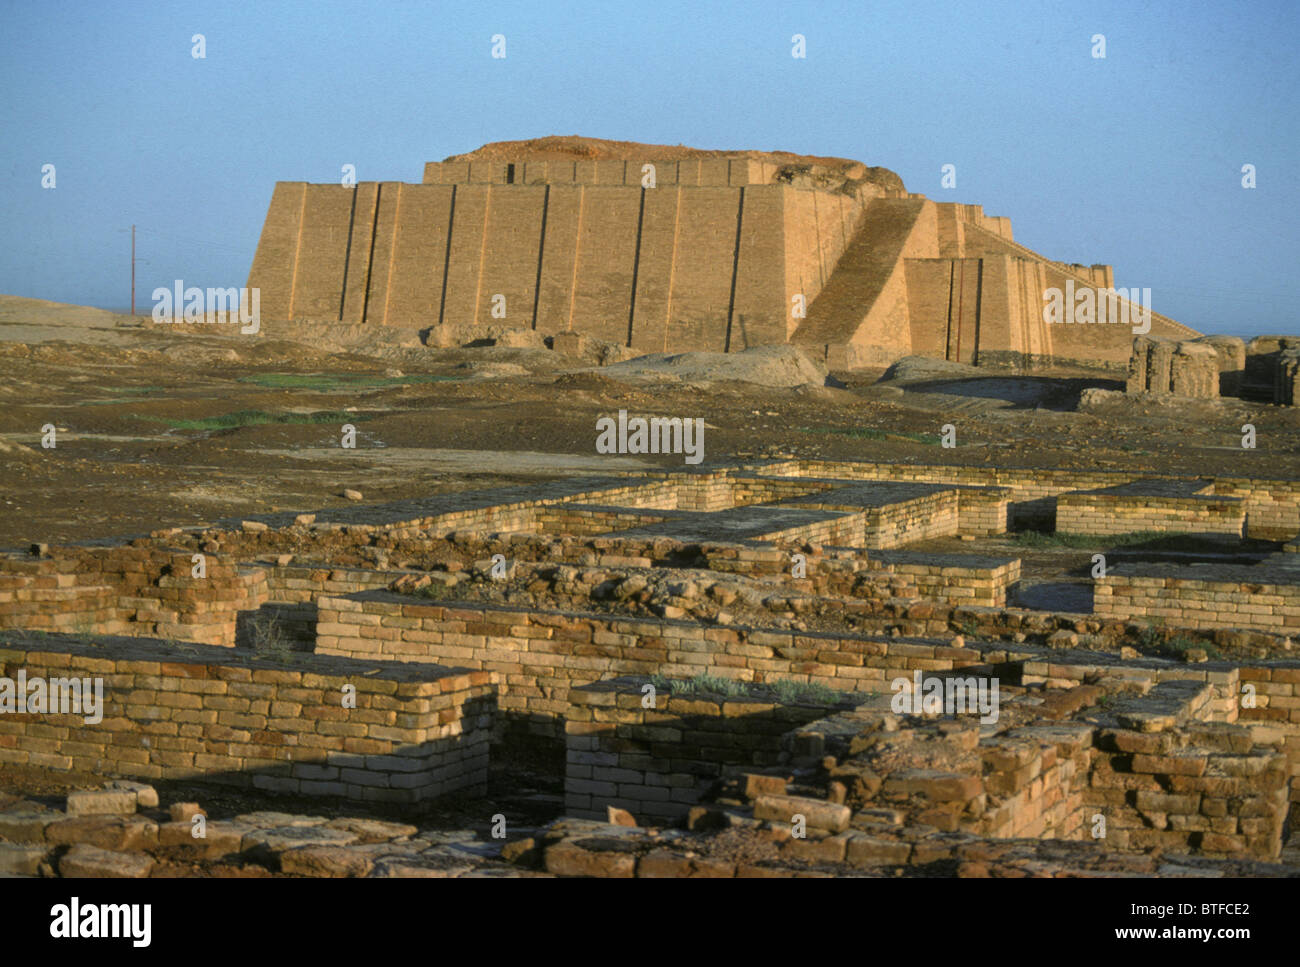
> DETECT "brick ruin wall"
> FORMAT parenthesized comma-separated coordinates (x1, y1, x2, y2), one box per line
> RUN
(768, 459, 1300, 538)
(422, 158, 793, 188)
(564, 676, 1292, 858)
(0, 545, 268, 645)
(1056, 493, 1245, 537)
(1022, 656, 1300, 803)
(3, 461, 1300, 839)
(1125, 334, 1300, 406)
(0, 636, 495, 803)
(1094, 567, 1300, 635)
(1278, 348, 1300, 406)
(313, 593, 994, 739)
(1127, 336, 1220, 398)
(563, 679, 856, 823)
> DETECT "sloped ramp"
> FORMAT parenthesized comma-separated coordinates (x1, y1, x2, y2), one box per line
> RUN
(791, 197, 929, 366)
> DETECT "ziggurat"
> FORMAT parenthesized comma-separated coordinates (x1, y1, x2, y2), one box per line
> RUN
(247, 136, 1198, 370)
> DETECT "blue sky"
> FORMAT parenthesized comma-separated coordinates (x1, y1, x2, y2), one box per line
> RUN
(1, 0, 1296, 338)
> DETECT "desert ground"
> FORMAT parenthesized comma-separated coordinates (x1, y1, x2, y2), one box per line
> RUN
(3, 294, 1297, 550)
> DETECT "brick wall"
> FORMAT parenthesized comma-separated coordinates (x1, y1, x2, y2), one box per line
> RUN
(247, 179, 843, 351)
(564, 677, 849, 823)
(1083, 683, 1290, 859)
(1094, 566, 1300, 633)
(1057, 493, 1245, 537)
(0, 634, 495, 802)
(1021, 654, 1300, 806)
(315, 592, 989, 738)
(0, 546, 267, 646)
(780, 459, 1300, 539)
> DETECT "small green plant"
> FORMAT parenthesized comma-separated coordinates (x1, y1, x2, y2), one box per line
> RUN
(648, 672, 847, 706)
(797, 426, 943, 445)
(104, 385, 164, 395)
(1130, 620, 1221, 660)
(649, 672, 745, 698)
(770, 678, 843, 705)
(1134, 619, 1166, 651)
(137, 409, 372, 431)
(247, 614, 293, 661)
(1159, 635, 1222, 660)
(413, 582, 448, 599)
(1013, 530, 1167, 549)
(238, 373, 460, 391)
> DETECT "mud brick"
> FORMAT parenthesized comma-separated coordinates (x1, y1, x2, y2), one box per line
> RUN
(785, 831, 853, 864)
(753, 794, 850, 833)
(0, 843, 51, 876)
(66, 789, 137, 817)
(544, 840, 637, 878)
(1199, 833, 1247, 853)
(58, 844, 155, 878)
(743, 773, 788, 799)
(1104, 729, 1177, 755)
(1210, 754, 1282, 777)
(1135, 791, 1201, 814)
(883, 770, 982, 802)
(637, 849, 736, 877)
(45, 816, 158, 850)
(280, 845, 374, 877)
(159, 820, 208, 847)
(1131, 754, 1207, 776)
(845, 833, 912, 866)
(0, 810, 61, 843)
(910, 839, 956, 865)
(106, 780, 159, 808)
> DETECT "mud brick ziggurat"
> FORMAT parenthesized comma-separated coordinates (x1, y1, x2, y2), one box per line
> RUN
(246, 137, 1198, 369)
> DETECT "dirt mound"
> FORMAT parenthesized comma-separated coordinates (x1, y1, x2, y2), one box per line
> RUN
(0, 294, 143, 348)
(445, 136, 905, 194)
(446, 134, 858, 167)
(879, 356, 983, 383)
(597, 345, 829, 389)
(0, 437, 36, 460)
(0, 294, 124, 328)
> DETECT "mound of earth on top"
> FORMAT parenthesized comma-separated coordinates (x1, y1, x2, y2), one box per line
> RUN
(597, 344, 829, 388)
(445, 135, 905, 194)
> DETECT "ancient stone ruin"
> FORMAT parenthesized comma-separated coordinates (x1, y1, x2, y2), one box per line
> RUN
(246, 136, 1199, 371)
(1126, 333, 1300, 405)
(3, 459, 1298, 877)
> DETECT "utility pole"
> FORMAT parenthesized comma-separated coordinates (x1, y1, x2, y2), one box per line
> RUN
(130, 224, 136, 316)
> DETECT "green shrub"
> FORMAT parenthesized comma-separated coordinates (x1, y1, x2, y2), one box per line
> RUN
(138, 409, 371, 431)
(648, 673, 847, 706)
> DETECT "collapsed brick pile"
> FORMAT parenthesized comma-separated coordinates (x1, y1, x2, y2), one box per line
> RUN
(549, 668, 1295, 875)
(0, 782, 527, 878)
